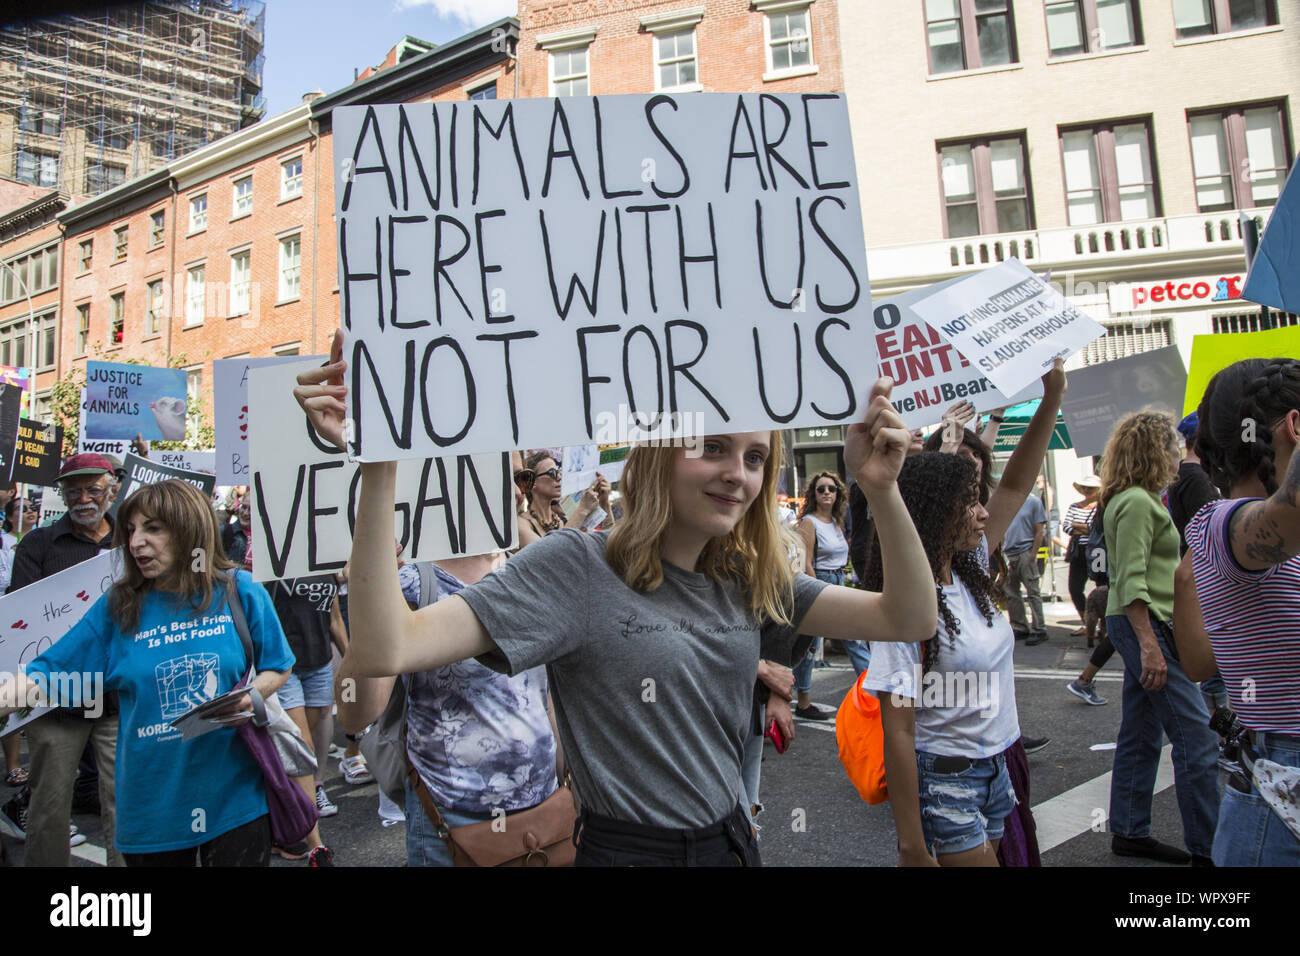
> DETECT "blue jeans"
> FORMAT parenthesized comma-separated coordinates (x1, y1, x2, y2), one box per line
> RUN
(1106, 613, 1219, 857)
(1212, 732, 1300, 866)
(404, 777, 497, 867)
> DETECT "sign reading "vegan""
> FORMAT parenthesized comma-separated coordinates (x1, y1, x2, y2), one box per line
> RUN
(333, 93, 873, 462)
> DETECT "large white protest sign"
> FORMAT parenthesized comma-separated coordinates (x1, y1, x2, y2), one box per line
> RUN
(334, 94, 872, 462)
(0, 549, 123, 736)
(214, 356, 325, 485)
(248, 362, 516, 582)
(869, 280, 1041, 429)
(912, 259, 1106, 396)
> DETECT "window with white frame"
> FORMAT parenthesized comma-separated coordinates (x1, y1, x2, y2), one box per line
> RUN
(273, 342, 302, 356)
(233, 176, 253, 218)
(75, 303, 90, 355)
(765, 5, 814, 74)
(467, 82, 497, 100)
(550, 47, 590, 96)
(185, 265, 206, 327)
(656, 28, 698, 90)
(150, 209, 165, 247)
(190, 194, 208, 233)
(279, 235, 301, 302)
(36, 310, 56, 370)
(281, 157, 303, 200)
(110, 292, 125, 345)
(1046, 0, 1141, 56)
(0, 318, 29, 369)
(186, 367, 202, 416)
(78, 239, 93, 272)
(1174, 0, 1278, 39)
(230, 250, 251, 316)
(145, 279, 165, 336)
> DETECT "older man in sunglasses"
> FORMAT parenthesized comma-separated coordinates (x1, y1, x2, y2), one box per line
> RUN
(8, 453, 122, 866)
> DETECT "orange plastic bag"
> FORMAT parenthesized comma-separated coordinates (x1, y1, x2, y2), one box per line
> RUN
(836, 671, 889, 804)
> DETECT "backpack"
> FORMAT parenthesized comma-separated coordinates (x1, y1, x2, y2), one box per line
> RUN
(1086, 505, 1110, 586)
(835, 671, 889, 805)
(358, 562, 438, 806)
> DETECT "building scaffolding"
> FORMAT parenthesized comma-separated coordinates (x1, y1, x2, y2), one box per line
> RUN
(0, 1, 265, 200)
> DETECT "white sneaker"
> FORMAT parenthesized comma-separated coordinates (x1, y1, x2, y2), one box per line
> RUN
(69, 824, 87, 848)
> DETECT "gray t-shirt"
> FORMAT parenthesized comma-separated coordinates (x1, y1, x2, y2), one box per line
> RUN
(1003, 494, 1047, 555)
(460, 529, 826, 828)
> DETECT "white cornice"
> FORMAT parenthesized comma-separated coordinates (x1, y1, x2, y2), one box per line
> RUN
(171, 104, 313, 190)
(640, 6, 705, 32)
(536, 26, 598, 50)
(751, 0, 813, 11)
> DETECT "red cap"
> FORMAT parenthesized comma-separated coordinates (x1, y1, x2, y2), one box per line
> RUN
(58, 453, 116, 481)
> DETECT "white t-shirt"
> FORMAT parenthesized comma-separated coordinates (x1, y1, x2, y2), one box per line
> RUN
(861, 553, 1019, 758)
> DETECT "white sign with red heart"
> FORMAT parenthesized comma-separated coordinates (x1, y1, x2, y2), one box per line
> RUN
(214, 355, 325, 485)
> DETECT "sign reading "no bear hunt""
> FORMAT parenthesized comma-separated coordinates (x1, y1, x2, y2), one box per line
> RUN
(333, 94, 873, 461)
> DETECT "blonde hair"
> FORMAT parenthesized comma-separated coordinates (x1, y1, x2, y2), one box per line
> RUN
(1099, 410, 1180, 506)
(605, 432, 796, 625)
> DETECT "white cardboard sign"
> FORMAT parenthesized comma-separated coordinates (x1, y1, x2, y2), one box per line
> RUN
(153, 450, 216, 474)
(214, 356, 325, 485)
(247, 362, 516, 582)
(870, 280, 1041, 429)
(333, 94, 873, 461)
(0, 549, 123, 736)
(911, 259, 1106, 396)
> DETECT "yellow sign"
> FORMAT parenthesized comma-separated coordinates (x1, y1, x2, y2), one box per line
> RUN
(1183, 327, 1300, 415)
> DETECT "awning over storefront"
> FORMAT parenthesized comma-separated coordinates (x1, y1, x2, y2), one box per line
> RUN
(992, 399, 1072, 453)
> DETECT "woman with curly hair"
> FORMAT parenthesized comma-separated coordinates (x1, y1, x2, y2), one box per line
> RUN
(863, 361, 1065, 866)
(295, 332, 937, 866)
(793, 471, 866, 688)
(1101, 410, 1218, 865)
(519, 450, 612, 538)
(1173, 358, 1300, 865)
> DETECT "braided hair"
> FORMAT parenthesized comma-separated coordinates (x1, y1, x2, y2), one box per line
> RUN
(862, 453, 998, 675)
(1195, 358, 1300, 495)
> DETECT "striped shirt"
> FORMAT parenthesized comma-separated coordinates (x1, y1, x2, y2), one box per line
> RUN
(1063, 502, 1095, 537)
(1186, 498, 1300, 733)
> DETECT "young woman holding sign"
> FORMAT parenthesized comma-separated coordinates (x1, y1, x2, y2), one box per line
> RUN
(295, 330, 936, 866)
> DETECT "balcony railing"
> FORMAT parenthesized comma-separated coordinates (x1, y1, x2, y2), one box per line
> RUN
(867, 208, 1272, 283)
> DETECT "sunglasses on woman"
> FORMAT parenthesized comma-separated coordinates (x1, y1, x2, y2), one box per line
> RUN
(513, 469, 536, 487)
(534, 467, 562, 481)
(816, 485, 837, 494)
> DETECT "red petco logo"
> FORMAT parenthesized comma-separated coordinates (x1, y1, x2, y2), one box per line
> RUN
(1124, 276, 1242, 310)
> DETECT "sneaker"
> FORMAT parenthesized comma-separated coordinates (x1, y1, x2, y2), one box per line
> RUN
(1021, 736, 1050, 754)
(0, 793, 27, 840)
(794, 705, 833, 721)
(326, 743, 346, 760)
(1066, 679, 1109, 706)
(1025, 632, 1049, 646)
(315, 784, 339, 818)
(308, 844, 335, 867)
(1012, 629, 1029, 641)
(273, 840, 310, 860)
(339, 754, 373, 785)
(1111, 835, 1190, 864)
(69, 824, 86, 848)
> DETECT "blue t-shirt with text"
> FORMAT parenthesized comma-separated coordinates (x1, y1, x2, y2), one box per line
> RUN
(27, 570, 294, 853)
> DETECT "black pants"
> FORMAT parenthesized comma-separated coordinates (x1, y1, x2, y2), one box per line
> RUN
(573, 804, 760, 867)
(1068, 550, 1089, 619)
(122, 814, 271, 867)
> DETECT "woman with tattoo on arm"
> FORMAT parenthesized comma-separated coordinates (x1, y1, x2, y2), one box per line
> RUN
(1178, 358, 1300, 865)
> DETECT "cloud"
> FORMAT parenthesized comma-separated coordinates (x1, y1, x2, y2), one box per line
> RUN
(393, 0, 517, 24)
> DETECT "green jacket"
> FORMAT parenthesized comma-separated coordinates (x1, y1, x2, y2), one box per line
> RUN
(1103, 486, 1178, 622)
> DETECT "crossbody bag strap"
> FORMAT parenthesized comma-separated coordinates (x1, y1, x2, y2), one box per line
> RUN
(224, 572, 256, 683)
(404, 743, 454, 840)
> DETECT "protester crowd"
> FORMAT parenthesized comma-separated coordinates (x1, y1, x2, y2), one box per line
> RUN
(0, 342, 1296, 869)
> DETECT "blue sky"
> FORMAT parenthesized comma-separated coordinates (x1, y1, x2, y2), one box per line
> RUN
(261, 0, 516, 117)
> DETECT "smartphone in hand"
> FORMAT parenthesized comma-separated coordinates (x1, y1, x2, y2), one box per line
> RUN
(765, 717, 788, 754)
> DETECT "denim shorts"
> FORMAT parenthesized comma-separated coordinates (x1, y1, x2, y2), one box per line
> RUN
(1212, 732, 1300, 867)
(278, 660, 333, 710)
(916, 750, 1016, 856)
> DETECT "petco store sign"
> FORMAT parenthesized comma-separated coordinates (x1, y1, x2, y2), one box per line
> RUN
(1108, 275, 1243, 313)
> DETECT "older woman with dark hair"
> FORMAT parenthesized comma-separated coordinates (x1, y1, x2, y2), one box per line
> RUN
(1101, 411, 1218, 866)
(0, 479, 297, 866)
